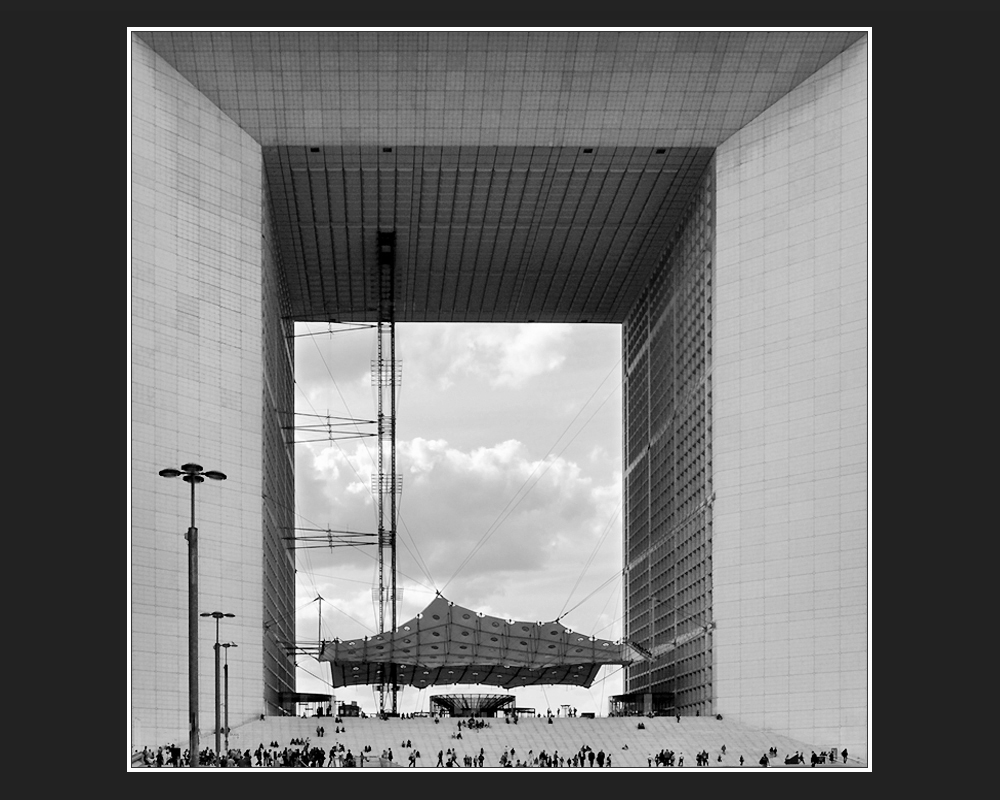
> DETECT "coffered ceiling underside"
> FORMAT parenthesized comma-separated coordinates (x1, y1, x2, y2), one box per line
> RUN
(137, 30, 865, 324)
(268, 145, 714, 324)
(137, 30, 864, 151)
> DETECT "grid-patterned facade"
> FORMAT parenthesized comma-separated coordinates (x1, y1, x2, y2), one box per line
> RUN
(130, 34, 296, 748)
(260, 173, 297, 714)
(711, 40, 868, 752)
(623, 164, 715, 715)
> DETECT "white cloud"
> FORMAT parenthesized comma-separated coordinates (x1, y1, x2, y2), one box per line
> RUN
(293, 321, 624, 715)
(296, 433, 621, 608)
(428, 323, 572, 389)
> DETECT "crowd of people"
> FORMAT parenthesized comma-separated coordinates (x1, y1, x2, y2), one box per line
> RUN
(758, 745, 850, 767)
(650, 748, 682, 767)
(492, 743, 616, 768)
(134, 715, 852, 769)
(457, 717, 491, 731)
(136, 738, 622, 769)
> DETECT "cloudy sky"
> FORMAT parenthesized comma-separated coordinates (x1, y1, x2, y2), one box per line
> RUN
(292, 321, 624, 715)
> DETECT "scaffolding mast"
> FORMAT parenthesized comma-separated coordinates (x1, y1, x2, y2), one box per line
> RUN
(374, 231, 400, 715)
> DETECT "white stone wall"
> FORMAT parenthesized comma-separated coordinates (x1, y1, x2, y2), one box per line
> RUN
(712, 37, 868, 756)
(131, 33, 266, 750)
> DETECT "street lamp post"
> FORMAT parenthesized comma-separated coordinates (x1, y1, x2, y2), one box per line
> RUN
(221, 642, 238, 752)
(202, 610, 235, 761)
(158, 463, 227, 768)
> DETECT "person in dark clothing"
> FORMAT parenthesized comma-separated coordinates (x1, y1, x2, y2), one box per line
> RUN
(842, 748, 848, 764)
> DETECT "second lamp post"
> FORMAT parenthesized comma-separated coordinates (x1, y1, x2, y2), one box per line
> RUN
(201, 610, 235, 760)
(221, 642, 238, 753)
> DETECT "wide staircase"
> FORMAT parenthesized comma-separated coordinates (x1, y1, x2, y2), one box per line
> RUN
(224, 714, 864, 768)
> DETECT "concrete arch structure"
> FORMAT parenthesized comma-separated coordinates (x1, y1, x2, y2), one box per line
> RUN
(130, 30, 868, 758)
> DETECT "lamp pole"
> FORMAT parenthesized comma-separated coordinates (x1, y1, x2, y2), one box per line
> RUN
(221, 642, 238, 752)
(158, 463, 227, 767)
(202, 611, 235, 761)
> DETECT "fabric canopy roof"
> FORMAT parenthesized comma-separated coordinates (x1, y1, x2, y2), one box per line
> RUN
(319, 595, 645, 690)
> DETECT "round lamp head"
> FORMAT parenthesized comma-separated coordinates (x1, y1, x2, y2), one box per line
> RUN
(203, 470, 227, 481)
(158, 468, 182, 479)
(181, 463, 204, 474)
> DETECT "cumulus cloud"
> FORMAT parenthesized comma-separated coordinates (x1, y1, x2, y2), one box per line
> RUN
(297, 433, 620, 613)
(415, 323, 572, 390)
(293, 321, 624, 714)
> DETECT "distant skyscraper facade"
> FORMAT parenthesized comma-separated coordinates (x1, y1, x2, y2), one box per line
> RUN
(130, 30, 868, 758)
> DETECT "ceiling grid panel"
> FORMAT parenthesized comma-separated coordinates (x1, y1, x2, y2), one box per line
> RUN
(146, 29, 861, 323)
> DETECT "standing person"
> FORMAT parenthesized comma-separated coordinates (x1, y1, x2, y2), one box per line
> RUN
(759, 753, 769, 768)
(437, 749, 444, 767)
(842, 748, 849, 764)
